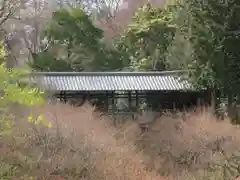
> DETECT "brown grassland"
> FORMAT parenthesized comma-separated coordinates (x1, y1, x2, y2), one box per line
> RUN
(1, 102, 240, 179)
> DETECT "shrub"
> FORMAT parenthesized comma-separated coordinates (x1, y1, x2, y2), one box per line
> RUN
(0, 42, 45, 179)
(2, 97, 240, 179)
(127, 108, 240, 179)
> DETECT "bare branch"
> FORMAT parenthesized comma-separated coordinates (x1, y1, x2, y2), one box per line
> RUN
(0, 0, 22, 27)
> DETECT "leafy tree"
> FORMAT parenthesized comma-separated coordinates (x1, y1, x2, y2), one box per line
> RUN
(181, 0, 228, 90)
(29, 51, 73, 72)
(45, 8, 103, 52)
(116, 3, 177, 71)
(175, 0, 240, 103)
(0, 42, 48, 137)
(30, 7, 102, 71)
(222, 1, 240, 103)
(30, 7, 124, 72)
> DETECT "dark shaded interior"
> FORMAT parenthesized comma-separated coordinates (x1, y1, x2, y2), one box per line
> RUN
(54, 90, 211, 112)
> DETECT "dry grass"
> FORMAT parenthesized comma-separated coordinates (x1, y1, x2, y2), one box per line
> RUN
(127, 109, 240, 179)
(0, 102, 164, 180)
(1, 102, 240, 179)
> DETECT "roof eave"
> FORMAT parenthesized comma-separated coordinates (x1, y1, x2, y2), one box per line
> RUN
(28, 70, 191, 77)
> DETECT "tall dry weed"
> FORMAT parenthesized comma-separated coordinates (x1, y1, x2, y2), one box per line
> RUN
(123, 107, 240, 178)
(2, 103, 240, 180)
(1, 102, 165, 180)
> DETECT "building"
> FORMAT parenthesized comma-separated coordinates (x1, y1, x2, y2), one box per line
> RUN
(28, 70, 211, 113)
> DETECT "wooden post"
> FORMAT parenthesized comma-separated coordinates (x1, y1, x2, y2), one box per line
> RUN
(59, 91, 62, 102)
(63, 91, 67, 103)
(111, 91, 116, 125)
(86, 91, 90, 104)
(105, 91, 109, 112)
(128, 91, 132, 110)
(136, 90, 139, 113)
(128, 91, 133, 120)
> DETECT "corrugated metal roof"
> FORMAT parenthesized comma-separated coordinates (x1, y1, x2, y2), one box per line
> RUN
(29, 71, 193, 91)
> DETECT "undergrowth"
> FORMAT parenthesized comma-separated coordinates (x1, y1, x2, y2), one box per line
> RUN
(1, 103, 240, 179)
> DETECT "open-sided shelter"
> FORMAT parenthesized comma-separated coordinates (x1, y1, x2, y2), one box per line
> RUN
(28, 71, 211, 113)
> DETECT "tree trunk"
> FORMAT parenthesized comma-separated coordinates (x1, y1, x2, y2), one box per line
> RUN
(3, 37, 16, 68)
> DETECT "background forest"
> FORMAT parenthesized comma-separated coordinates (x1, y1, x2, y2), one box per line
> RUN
(1, 0, 240, 101)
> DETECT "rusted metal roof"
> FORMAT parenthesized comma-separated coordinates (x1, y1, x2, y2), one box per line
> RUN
(29, 71, 193, 91)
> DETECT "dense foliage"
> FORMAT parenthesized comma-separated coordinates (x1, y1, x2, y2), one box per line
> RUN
(30, 8, 124, 72)
(174, 0, 240, 102)
(28, 2, 240, 103)
(116, 3, 177, 71)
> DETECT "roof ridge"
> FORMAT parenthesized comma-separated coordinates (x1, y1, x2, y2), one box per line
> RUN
(26, 71, 194, 91)
(29, 70, 190, 76)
